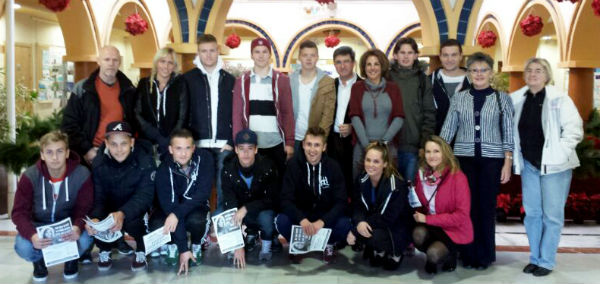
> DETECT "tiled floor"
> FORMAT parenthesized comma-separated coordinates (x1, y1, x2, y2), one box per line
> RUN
(1, 216, 599, 284)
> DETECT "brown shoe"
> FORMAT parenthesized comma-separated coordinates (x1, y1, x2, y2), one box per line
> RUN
(131, 252, 147, 272)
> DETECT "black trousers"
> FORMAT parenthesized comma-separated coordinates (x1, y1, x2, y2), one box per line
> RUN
(356, 228, 395, 255)
(149, 209, 210, 246)
(258, 143, 286, 178)
(94, 215, 146, 252)
(413, 224, 457, 255)
(458, 156, 503, 266)
(327, 132, 354, 199)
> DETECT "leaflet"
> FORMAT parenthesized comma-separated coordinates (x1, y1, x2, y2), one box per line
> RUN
(84, 215, 122, 243)
(36, 218, 79, 267)
(212, 208, 245, 254)
(143, 226, 171, 256)
(289, 225, 331, 255)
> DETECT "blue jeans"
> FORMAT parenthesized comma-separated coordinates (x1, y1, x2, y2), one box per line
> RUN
(208, 148, 232, 215)
(521, 159, 572, 270)
(397, 150, 418, 182)
(244, 209, 275, 239)
(15, 231, 93, 262)
(275, 213, 352, 245)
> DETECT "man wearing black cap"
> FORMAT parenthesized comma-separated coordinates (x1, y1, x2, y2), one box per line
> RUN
(149, 128, 214, 275)
(85, 121, 156, 272)
(222, 129, 279, 268)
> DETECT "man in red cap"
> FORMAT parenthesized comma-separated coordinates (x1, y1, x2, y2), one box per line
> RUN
(232, 37, 294, 179)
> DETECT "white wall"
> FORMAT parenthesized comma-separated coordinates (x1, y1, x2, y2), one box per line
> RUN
(109, 29, 140, 84)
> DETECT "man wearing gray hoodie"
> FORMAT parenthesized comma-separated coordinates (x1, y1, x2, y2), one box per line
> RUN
(182, 34, 236, 213)
(289, 40, 336, 154)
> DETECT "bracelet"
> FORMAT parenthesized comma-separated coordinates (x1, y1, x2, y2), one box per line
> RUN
(505, 156, 513, 160)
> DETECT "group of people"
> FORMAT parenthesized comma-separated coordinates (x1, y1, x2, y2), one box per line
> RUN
(11, 32, 583, 282)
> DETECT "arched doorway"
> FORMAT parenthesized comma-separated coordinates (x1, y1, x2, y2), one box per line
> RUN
(224, 19, 281, 70)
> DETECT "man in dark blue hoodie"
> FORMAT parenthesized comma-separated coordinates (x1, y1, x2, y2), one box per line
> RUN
(85, 121, 155, 272)
(276, 126, 351, 264)
(149, 128, 214, 275)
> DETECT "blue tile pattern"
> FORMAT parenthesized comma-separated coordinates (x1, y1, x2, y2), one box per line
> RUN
(430, 0, 448, 43)
(281, 20, 376, 67)
(385, 23, 421, 57)
(174, 0, 189, 43)
(457, 0, 475, 44)
(226, 19, 281, 67)
(197, 0, 215, 38)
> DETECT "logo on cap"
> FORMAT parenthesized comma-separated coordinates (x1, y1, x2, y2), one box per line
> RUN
(112, 123, 123, 131)
(258, 40, 263, 45)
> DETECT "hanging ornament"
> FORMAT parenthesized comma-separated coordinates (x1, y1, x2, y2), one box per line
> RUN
(225, 33, 241, 49)
(125, 13, 148, 36)
(39, 0, 70, 12)
(593, 0, 600, 17)
(519, 14, 544, 37)
(316, 0, 335, 4)
(477, 30, 497, 48)
(324, 34, 340, 48)
(555, 0, 579, 3)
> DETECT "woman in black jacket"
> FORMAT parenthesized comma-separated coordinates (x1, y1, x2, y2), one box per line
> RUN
(347, 141, 414, 270)
(135, 47, 188, 159)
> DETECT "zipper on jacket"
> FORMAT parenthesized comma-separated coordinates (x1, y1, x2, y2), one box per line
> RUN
(203, 75, 213, 140)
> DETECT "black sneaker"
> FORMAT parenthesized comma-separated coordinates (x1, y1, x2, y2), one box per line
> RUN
(425, 261, 438, 274)
(533, 266, 552, 277)
(79, 249, 93, 265)
(442, 254, 457, 272)
(271, 236, 283, 253)
(523, 263, 538, 274)
(382, 255, 403, 271)
(369, 253, 384, 267)
(32, 259, 48, 282)
(117, 239, 134, 255)
(246, 234, 258, 252)
(63, 260, 79, 279)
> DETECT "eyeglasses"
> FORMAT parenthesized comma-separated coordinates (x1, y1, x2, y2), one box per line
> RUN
(525, 68, 545, 75)
(468, 68, 490, 74)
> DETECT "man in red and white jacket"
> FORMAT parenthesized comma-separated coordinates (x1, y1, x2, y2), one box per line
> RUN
(12, 131, 93, 282)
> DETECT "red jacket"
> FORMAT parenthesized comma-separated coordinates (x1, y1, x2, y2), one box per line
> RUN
(347, 80, 405, 145)
(11, 152, 93, 241)
(232, 69, 295, 147)
(415, 169, 473, 245)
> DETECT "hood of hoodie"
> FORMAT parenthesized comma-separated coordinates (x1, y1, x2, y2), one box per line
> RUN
(194, 55, 224, 76)
(390, 61, 425, 79)
(36, 151, 82, 180)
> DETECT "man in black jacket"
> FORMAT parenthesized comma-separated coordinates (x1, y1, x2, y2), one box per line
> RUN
(85, 121, 155, 272)
(276, 127, 351, 264)
(61, 46, 138, 166)
(181, 34, 236, 214)
(428, 39, 471, 134)
(222, 129, 279, 267)
(149, 128, 214, 275)
(327, 46, 360, 198)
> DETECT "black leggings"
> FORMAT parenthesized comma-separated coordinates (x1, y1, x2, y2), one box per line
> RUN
(413, 224, 457, 264)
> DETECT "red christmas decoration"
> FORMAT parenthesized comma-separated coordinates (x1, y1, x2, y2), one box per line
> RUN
(519, 14, 544, 37)
(324, 35, 340, 48)
(225, 33, 241, 49)
(316, 0, 335, 4)
(477, 30, 497, 48)
(593, 0, 600, 17)
(556, 0, 579, 3)
(125, 13, 148, 36)
(39, 0, 70, 12)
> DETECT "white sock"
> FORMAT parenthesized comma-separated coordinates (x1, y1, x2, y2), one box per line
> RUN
(374, 250, 385, 257)
(261, 240, 272, 253)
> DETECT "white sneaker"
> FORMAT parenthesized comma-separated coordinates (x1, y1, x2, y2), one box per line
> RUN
(131, 252, 147, 271)
(191, 243, 202, 265)
(97, 251, 112, 271)
(159, 244, 168, 256)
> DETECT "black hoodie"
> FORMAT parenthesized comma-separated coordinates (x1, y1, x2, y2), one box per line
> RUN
(280, 153, 347, 227)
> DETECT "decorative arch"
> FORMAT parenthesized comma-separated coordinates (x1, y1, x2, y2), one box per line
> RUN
(385, 23, 421, 57)
(104, 0, 159, 68)
(168, 0, 233, 48)
(505, 0, 566, 71)
(282, 19, 376, 69)
(225, 19, 281, 68)
(57, 0, 101, 62)
(564, 0, 600, 67)
(411, 0, 442, 55)
(475, 13, 507, 63)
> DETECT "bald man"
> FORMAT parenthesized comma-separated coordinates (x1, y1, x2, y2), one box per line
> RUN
(62, 46, 139, 166)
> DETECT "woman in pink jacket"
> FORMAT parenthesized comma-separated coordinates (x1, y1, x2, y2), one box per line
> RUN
(412, 135, 473, 274)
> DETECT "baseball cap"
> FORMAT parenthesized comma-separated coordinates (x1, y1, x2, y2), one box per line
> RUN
(105, 121, 133, 137)
(235, 129, 257, 146)
(251, 37, 272, 54)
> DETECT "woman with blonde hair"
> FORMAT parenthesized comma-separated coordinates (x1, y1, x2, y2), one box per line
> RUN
(511, 57, 583, 276)
(412, 135, 472, 274)
(346, 141, 413, 271)
(135, 47, 188, 160)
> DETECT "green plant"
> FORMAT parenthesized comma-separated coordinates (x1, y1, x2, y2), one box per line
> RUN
(0, 111, 63, 173)
(0, 68, 38, 141)
(492, 72, 509, 93)
(575, 109, 600, 178)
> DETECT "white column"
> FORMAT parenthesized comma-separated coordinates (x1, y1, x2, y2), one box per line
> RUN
(5, 0, 17, 216)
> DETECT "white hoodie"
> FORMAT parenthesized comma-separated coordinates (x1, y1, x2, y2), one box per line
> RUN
(511, 85, 583, 175)
(194, 55, 227, 148)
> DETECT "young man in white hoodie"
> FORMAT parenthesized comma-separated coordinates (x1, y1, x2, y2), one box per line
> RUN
(182, 34, 236, 214)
